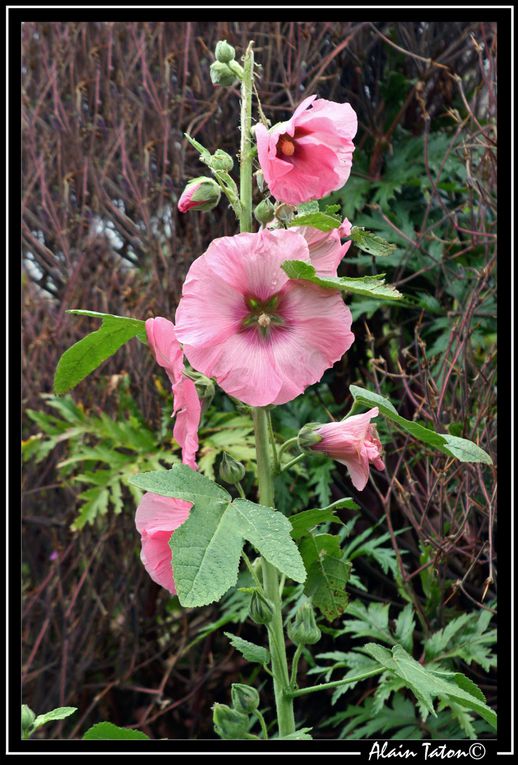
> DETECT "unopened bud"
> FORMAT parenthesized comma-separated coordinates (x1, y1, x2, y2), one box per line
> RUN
(178, 177, 221, 213)
(231, 683, 260, 715)
(210, 61, 238, 88)
(288, 601, 321, 646)
(249, 590, 274, 625)
(297, 423, 323, 452)
(215, 40, 236, 64)
(219, 452, 246, 486)
(254, 198, 275, 225)
(209, 149, 234, 172)
(212, 702, 249, 739)
(21, 705, 35, 737)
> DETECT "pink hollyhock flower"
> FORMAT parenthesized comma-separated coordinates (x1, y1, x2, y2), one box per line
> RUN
(255, 96, 357, 205)
(135, 492, 191, 593)
(293, 217, 352, 277)
(146, 317, 201, 469)
(310, 407, 385, 491)
(174, 228, 354, 407)
(177, 176, 221, 213)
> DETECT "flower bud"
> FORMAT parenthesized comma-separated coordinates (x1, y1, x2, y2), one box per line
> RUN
(231, 683, 260, 715)
(212, 702, 249, 739)
(288, 601, 321, 646)
(254, 198, 275, 225)
(209, 149, 234, 172)
(21, 705, 35, 737)
(219, 452, 246, 486)
(297, 423, 323, 452)
(178, 177, 221, 213)
(210, 61, 238, 87)
(215, 40, 236, 64)
(192, 373, 215, 410)
(249, 589, 274, 625)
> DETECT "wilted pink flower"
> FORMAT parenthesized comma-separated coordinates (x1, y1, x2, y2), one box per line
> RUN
(177, 176, 221, 213)
(293, 218, 352, 277)
(175, 229, 354, 407)
(146, 317, 201, 469)
(310, 407, 385, 490)
(255, 96, 357, 205)
(135, 493, 191, 593)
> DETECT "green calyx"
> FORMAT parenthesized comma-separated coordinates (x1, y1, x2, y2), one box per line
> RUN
(297, 423, 323, 452)
(212, 703, 249, 739)
(231, 683, 260, 715)
(288, 601, 321, 646)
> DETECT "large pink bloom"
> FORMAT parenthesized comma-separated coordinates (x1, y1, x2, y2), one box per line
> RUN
(174, 229, 354, 407)
(293, 218, 352, 277)
(256, 96, 357, 205)
(135, 493, 191, 593)
(311, 407, 385, 491)
(146, 317, 201, 470)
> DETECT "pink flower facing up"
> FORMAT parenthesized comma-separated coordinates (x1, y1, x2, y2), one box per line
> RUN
(308, 407, 385, 491)
(255, 96, 358, 205)
(146, 317, 201, 470)
(135, 492, 192, 594)
(174, 228, 355, 408)
(293, 217, 352, 278)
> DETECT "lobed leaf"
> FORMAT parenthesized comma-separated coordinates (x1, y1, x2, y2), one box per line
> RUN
(281, 260, 403, 301)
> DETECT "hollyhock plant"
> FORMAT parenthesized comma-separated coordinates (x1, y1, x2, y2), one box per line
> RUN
(292, 217, 352, 277)
(135, 492, 192, 593)
(146, 317, 201, 469)
(255, 95, 357, 205)
(301, 406, 385, 490)
(174, 228, 354, 407)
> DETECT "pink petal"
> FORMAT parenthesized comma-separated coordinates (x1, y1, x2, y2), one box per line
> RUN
(172, 376, 202, 469)
(146, 317, 184, 385)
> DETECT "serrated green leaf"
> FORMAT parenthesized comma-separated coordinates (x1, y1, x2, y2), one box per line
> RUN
(394, 604, 416, 652)
(300, 533, 351, 621)
(224, 632, 270, 664)
(129, 464, 230, 504)
(277, 727, 313, 739)
(350, 226, 397, 257)
(54, 311, 147, 395)
(281, 260, 403, 301)
(289, 508, 341, 541)
(349, 386, 493, 465)
(230, 499, 306, 583)
(82, 722, 149, 740)
(288, 212, 341, 231)
(32, 707, 77, 731)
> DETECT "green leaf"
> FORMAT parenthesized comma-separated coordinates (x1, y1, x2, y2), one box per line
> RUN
(230, 499, 306, 583)
(129, 464, 230, 504)
(278, 727, 313, 739)
(288, 212, 341, 231)
(32, 707, 77, 731)
(349, 385, 493, 465)
(54, 311, 147, 395)
(350, 226, 397, 257)
(224, 632, 270, 665)
(82, 722, 150, 740)
(300, 533, 351, 621)
(394, 604, 416, 653)
(289, 508, 341, 541)
(363, 643, 497, 729)
(281, 260, 403, 301)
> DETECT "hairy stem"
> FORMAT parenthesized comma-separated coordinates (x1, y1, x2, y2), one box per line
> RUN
(239, 42, 254, 233)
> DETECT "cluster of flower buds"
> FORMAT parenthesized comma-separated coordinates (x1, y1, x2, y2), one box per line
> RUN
(210, 40, 244, 87)
(212, 683, 260, 739)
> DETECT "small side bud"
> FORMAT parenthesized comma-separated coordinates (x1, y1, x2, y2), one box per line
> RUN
(210, 61, 238, 87)
(274, 202, 297, 224)
(209, 149, 234, 172)
(254, 198, 275, 225)
(215, 40, 236, 64)
(288, 601, 321, 646)
(178, 177, 221, 213)
(249, 590, 274, 625)
(231, 683, 260, 715)
(219, 452, 246, 486)
(212, 702, 249, 739)
(297, 423, 323, 452)
(21, 705, 36, 737)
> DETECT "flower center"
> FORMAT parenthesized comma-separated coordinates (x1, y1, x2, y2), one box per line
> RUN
(278, 133, 296, 157)
(242, 294, 284, 337)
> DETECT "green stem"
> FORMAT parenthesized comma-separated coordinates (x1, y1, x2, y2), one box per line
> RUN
(239, 42, 254, 234)
(281, 453, 306, 472)
(254, 709, 269, 739)
(253, 407, 296, 738)
(286, 667, 384, 698)
(289, 644, 303, 688)
(277, 436, 299, 461)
